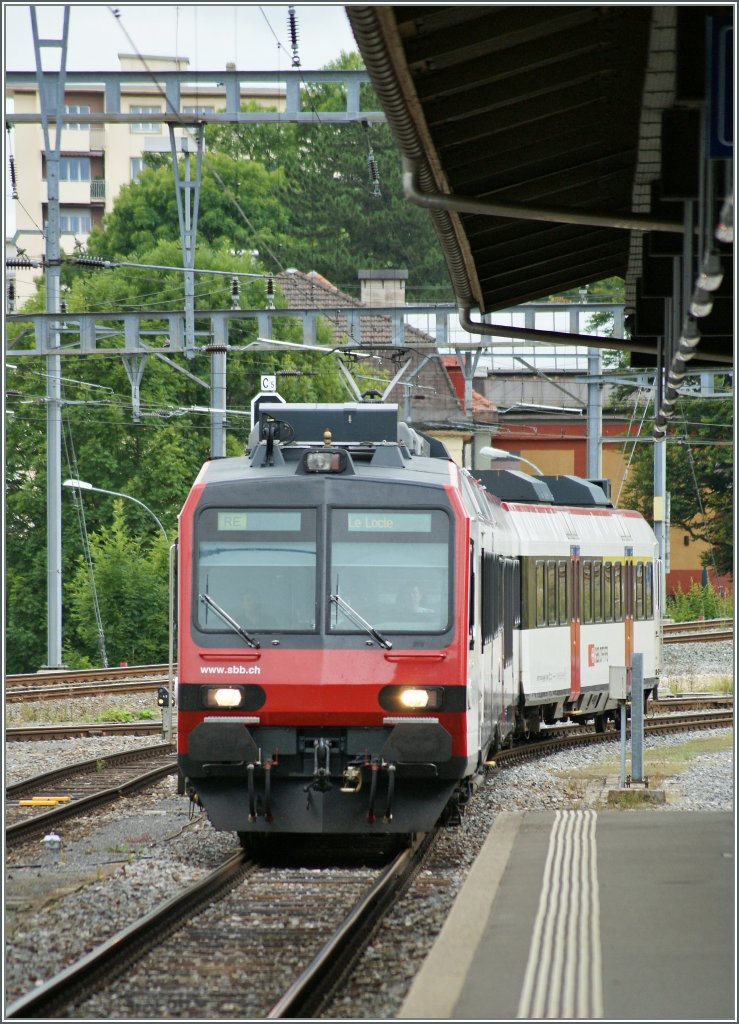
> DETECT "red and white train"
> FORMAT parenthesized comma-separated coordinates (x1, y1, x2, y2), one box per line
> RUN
(174, 403, 660, 843)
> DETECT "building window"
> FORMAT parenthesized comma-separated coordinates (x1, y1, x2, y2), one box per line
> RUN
(130, 157, 145, 182)
(182, 105, 215, 115)
(64, 104, 91, 129)
(59, 156, 91, 181)
(130, 106, 161, 133)
(59, 208, 92, 234)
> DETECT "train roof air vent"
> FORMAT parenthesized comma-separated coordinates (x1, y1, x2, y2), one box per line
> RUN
(475, 470, 554, 504)
(538, 475, 612, 507)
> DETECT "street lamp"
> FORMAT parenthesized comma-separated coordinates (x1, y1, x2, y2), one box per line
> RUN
(480, 446, 544, 476)
(62, 479, 169, 543)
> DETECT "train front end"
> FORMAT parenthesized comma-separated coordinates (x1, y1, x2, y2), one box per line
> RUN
(176, 404, 474, 839)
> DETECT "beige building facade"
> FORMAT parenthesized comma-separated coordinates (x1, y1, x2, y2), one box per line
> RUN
(7, 54, 284, 306)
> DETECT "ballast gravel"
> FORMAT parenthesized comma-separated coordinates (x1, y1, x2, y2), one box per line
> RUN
(4, 639, 734, 1017)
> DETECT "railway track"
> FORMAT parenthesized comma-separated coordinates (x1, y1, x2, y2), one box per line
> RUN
(5, 743, 177, 846)
(5, 708, 732, 1018)
(493, 709, 734, 769)
(6, 721, 166, 741)
(5, 664, 169, 688)
(6, 832, 434, 1019)
(662, 617, 734, 643)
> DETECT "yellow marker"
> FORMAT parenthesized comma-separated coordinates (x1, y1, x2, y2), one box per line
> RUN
(19, 796, 73, 806)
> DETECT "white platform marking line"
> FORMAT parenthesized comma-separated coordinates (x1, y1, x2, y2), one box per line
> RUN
(517, 810, 603, 1019)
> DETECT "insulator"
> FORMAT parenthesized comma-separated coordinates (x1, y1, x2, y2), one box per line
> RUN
(60, 300, 67, 314)
(230, 275, 240, 310)
(266, 276, 275, 310)
(74, 257, 112, 268)
(288, 6, 300, 67)
(368, 153, 381, 197)
(6, 257, 39, 269)
(9, 154, 18, 199)
(7, 281, 15, 313)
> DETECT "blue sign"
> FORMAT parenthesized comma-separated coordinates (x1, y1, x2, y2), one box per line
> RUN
(707, 17, 733, 158)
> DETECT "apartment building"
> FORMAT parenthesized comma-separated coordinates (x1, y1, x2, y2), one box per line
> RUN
(6, 54, 284, 306)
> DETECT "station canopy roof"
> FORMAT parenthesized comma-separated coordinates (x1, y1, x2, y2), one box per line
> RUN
(347, 5, 734, 370)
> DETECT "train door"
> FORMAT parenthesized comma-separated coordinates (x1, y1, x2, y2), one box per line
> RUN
(569, 545, 581, 698)
(500, 557, 518, 739)
(624, 546, 634, 686)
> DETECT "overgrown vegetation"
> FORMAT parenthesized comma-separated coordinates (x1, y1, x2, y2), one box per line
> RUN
(665, 581, 733, 622)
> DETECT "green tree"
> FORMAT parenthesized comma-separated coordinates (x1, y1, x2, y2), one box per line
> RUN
(6, 236, 348, 671)
(64, 502, 170, 666)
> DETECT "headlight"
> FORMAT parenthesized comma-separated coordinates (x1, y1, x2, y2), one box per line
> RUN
(378, 684, 445, 713)
(203, 686, 244, 709)
(399, 687, 442, 710)
(302, 450, 348, 473)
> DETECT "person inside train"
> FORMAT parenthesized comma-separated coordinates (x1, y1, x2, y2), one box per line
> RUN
(407, 582, 433, 615)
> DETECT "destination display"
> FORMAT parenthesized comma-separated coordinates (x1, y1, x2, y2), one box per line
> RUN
(346, 510, 432, 533)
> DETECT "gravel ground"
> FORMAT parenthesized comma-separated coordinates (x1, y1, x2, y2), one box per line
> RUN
(4, 641, 734, 1016)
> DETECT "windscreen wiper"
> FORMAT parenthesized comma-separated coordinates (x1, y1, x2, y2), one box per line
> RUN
(199, 593, 260, 649)
(329, 593, 393, 650)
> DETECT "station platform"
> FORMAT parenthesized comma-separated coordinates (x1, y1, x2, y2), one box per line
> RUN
(399, 810, 735, 1021)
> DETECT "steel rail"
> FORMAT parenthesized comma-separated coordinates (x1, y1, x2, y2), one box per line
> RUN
(6, 742, 174, 800)
(662, 618, 733, 634)
(492, 710, 733, 768)
(5, 679, 163, 702)
(663, 629, 733, 644)
(5, 850, 252, 1020)
(6, 835, 429, 1020)
(6, 758, 177, 845)
(6, 721, 165, 741)
(5, 664, 169, 687)
(267, 831, 435, 1018)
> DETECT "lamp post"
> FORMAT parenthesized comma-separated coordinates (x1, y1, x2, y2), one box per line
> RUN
(63, 478, 174, 741)
(63, 479, 169, 543)
(479, 446, 544, 475)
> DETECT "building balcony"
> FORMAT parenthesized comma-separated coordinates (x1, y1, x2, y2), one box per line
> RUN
(90, 179, 106, 202)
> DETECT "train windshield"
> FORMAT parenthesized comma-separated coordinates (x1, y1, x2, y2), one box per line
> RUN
(196, 508, 317, 632)
(329, 508, 451, 633)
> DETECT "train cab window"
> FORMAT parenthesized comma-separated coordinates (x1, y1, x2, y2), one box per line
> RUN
(546, 561, 557, 625)
(535, 561, 546, 626)
(557, 560, 568, 625)
(613, 562, 623, 620)
(645, 562, 654, 618)
(635, 562, 645, 620)
(196, 507, 317, 632)
(329, 508, 450, 633)
(582, 561, 593, 623)
(593, 561, 603, 622)
(604, 562, 613, 622)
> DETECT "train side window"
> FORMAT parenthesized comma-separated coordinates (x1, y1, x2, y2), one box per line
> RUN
(593, 560, 603, 622)
(495, 555, 503, 634)
(582, 561, 593, 623)
(535, 560, 546, 626)
(635, 562, 644, 620)
(513, 558, 521, 628)
(557, 560, 568, 624)
(604, 562, 613, 621)
(613, 562, 622, 620)
(546, 560, 557, 625)
(481, 550, 494, 647)
(645, 562, 653, 619)
(503, 559, 515, 665)
(468, 542, 476, 648)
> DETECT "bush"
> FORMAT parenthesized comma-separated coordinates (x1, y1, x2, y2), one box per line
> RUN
(666, 581, 733, 622)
